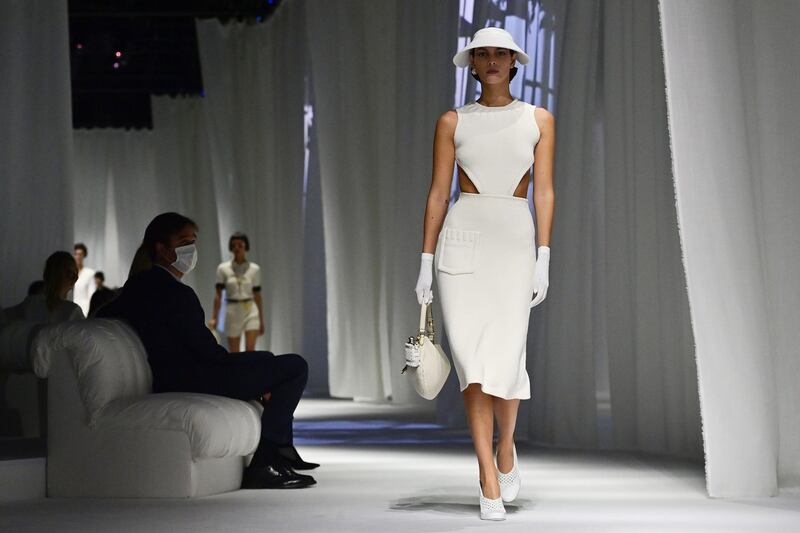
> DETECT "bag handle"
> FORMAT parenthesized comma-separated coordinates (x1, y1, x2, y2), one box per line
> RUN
(418, 302, 435, 342)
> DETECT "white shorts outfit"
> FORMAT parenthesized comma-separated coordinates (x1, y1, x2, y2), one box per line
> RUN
(434, 99, 540, 400)
(216, 260, 262, 338)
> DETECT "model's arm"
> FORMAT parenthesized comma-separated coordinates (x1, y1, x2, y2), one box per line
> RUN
(532, 108, 555, 247)
(209, 285, 222, 329)
(422, 110, 458, 253)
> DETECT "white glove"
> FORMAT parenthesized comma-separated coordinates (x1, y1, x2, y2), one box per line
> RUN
(530, 246, 550, 308)
(415, 253, 434, 305)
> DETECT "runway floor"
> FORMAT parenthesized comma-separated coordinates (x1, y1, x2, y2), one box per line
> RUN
(1, 398, 799, 532)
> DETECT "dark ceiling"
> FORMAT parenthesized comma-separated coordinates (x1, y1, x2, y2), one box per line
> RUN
(69, 0, 283, 129)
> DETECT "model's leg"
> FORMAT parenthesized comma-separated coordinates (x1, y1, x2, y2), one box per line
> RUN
(463, 383, 500, 499)
(493, 397, 520, 473)
(244, 330, 258, 352)
(227, 336, 241, 352)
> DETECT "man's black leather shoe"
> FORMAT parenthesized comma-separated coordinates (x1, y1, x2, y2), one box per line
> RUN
(241, 462, 316, 489)
(278, 445, 320, 470)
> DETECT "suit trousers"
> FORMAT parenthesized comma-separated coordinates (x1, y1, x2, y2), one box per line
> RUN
(153, 351, 308, 448)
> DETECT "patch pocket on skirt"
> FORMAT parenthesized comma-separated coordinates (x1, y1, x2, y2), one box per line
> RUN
(437, 228, 480, 275)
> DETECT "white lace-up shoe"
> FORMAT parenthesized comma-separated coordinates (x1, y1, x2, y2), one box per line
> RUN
(496, 444, 521, 503)
(479, 481, 506, 520)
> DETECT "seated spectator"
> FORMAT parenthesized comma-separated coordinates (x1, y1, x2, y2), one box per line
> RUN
(93, 271, 106, 290)
(4, 252, 84, 324)
(88, 286, 118, 317)
(88, 269, 117, 317)
(97, 212, 318, 489)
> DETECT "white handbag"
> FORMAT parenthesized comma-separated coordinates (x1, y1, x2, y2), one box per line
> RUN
(402, 302, 451, 400)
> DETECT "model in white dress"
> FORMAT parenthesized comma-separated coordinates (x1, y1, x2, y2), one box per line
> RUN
(434, 98, 539, 400)
(415, 27, 554, 521)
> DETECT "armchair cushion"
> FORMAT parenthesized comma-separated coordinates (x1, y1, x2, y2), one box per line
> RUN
(98, 392, 261, 459)
(32, 319, 152, 423)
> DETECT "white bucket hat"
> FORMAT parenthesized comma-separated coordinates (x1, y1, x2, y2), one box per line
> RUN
(452, 27, 530, 67)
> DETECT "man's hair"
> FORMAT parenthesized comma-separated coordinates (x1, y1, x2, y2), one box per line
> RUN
(88, 287, 118, 317)
(74, 242, 88, 257)
(229, 232, 250, 252)
(128, 212, 198, 279)
(94, 271, 105, 282)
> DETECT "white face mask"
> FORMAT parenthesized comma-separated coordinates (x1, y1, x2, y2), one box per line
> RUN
(171, 243, 198, 274)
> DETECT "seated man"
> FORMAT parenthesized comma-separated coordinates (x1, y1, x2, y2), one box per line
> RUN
(98, 212, 318, 489)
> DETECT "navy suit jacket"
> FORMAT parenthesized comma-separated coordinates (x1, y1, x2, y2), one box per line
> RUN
(97, 266, 227, 387)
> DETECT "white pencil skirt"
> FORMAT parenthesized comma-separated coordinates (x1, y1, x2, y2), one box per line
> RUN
(434, 192, 535, 400)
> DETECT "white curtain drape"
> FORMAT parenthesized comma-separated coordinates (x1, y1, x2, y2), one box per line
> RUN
(72, 99, 219, 301)
(72, 6, 318, 389)
(72, 130, 157, 290)
(196, 3, 306, 356)
(150, 97, 222, 304)
(0, 0, 73, 308)
(306, 0, 459, 403)
(660, 0, 800, 497)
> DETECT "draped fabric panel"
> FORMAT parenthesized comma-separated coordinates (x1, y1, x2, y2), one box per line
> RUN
(600, 0, 701, 458)
(72, 130, 157, 289)
(660, 0, 800, 496)
(72, 99, 218, 300)
(150, 97, 222, 303)
(306, 0, 459, 402)
(522, 0, 603, 450)
(73, 5, 309, 358)
(196, 3, 306, 355)
(0, 0, 73, 307)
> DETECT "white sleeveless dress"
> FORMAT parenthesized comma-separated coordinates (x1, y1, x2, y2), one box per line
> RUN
(434, 99, 540, 400)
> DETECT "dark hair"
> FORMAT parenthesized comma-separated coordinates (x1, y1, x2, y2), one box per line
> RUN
(74, 242, 88, 257)
(228, 232, 250, 252)
(43, 251, 78, 312)
(129, 212, 198, 279)
(27, 280, 45, 296)
(469, 48, 518, 81)
(88, 287, 118, 317)
(94, 271, 105, 282)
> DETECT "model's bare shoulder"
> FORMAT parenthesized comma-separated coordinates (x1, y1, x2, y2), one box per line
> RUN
(436, 109, 458, 133)
(533, 106, 555, 133)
